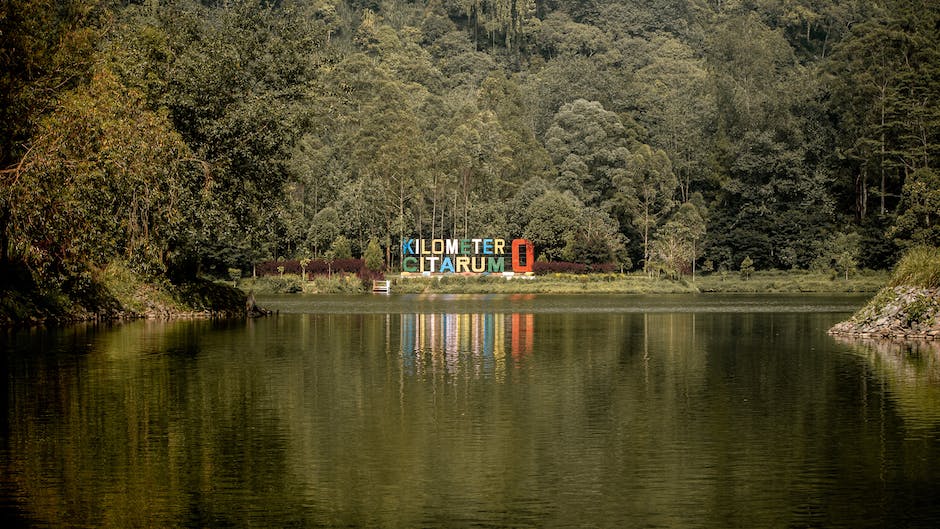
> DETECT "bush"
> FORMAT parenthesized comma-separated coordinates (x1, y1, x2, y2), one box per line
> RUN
(357, 266, 385, 288)
(256, 260, 302, 276)
(534, 261, 587, 274)
(532, 261, 618, 275)
(333, 258, 365, 273)
(740, 256, 754, 280)
(889, 246, 940, 288)
(311, 274, 364, 293)
(363, 238, 384, 271)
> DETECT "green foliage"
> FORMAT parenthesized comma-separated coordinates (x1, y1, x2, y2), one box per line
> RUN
(307, 208, 341, 258)
(7, 67, 190, 282)
(330, 235, 353, 260)
(650, 202, 706, 279)
(903, 293, 939, 327)
(632, 36, 715, 202)
(119, 0, 327, 274)
(697, 269, 887, 294)
(545, 98, 633, 206)
(227, 268, 241, 287)
(562, 210, 626, 266)
(1, 0, 102, 169)
(616, 144, 677, 272)
(812, 232, 861, 280)
(740, 256, 754, 280)
(523, 190, 584, 261)
(890, 168, 940, 248)
(889, 246, 940, 289)
(3, 0, 940, 317)
(827, 4, 940, 222)
(363, 238, 385, 271)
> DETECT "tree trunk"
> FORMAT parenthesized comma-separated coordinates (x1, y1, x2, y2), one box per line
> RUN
(879, 79, 887, 216)
(0, 203, 9, 265)
(398, 174, 405, 271)
(643, 201, 650, 275)
(856, 165, 868, 221)
(431, 181, 437, 241)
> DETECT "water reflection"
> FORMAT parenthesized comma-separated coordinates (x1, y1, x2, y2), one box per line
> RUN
(400, 313, 534, 378)
(834, 336, 940, 435)
(3, 302, 940, 528)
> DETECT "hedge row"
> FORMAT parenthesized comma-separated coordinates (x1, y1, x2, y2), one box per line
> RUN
(533, 261, 618, 275)
(254, 259, 616, 277)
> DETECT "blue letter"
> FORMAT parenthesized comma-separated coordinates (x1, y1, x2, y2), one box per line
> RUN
(439, 257, 455, 273)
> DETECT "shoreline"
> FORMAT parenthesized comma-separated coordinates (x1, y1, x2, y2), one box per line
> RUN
(3, 269, 889, 327)
(1, 262, 253, 327)
(236, 270, 888, 296)
(827, 247, 940, 340)
(828, 286, 940, 340)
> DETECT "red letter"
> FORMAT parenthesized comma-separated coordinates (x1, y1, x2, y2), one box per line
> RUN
(511, 239, 534, 273)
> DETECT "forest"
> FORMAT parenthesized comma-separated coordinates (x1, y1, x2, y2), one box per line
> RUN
(2, 0, 939, 295)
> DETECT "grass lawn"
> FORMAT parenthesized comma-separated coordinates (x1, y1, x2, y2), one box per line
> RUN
(236, 269, 888, 295)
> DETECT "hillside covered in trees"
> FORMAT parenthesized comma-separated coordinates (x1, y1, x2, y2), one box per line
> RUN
(2, 0, 939, 300)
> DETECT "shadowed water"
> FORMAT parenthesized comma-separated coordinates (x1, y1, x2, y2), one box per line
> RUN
(2, 294, 940, 528)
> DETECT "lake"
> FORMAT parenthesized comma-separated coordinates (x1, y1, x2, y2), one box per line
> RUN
(2, 293, 940, 528)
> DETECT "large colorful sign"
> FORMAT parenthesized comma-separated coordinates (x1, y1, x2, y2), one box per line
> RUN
(401, 238, 534, 274)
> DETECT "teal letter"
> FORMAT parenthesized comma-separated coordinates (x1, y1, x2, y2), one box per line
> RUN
(487, 257, 505, 272)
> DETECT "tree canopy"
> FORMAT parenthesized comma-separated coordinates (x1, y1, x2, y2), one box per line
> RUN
(2, 0, 939, 286)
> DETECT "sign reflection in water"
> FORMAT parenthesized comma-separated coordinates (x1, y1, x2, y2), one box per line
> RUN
(400, 313, 534, 376)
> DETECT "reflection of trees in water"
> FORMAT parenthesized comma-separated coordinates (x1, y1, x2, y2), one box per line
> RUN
(835, 336, 940, 431)
(1, 319, 305, 528)
(13, 314, 913, 527)
(2, 313, 712, 527)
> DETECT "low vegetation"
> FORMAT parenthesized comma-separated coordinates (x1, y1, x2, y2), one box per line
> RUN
(888, 246, 940, 289)
(237, 269, 886, 296)
(1, 261, 247, 325)
(830, 246, 940, 338)
(696, 269, 887, 293)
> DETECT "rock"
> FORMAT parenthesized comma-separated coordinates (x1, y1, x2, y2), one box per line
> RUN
(830, 285, 940, 340)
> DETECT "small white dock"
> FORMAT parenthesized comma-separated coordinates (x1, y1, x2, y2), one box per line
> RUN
(372, 280, 390, 293)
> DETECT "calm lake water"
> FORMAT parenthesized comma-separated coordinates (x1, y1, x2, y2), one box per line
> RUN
(3, 293, 940, 528)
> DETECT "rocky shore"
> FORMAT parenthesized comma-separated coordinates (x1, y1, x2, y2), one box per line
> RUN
(829, 286, 940, 339)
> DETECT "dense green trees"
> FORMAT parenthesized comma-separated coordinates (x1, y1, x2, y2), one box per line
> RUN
(3, 0, 939, 289)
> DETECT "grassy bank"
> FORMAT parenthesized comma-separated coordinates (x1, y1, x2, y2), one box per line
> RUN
(1, 261, 247, 325)
(695, 269, 887, 293)
(830, 247, 940, 338)
(236, 270, 888, 295)
(887, 246, 940, 288)
(850, 247, 940, 319)
(235, 273, 369, 295)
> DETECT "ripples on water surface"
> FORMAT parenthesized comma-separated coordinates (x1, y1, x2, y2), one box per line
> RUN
(2, 293, 940, 528)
